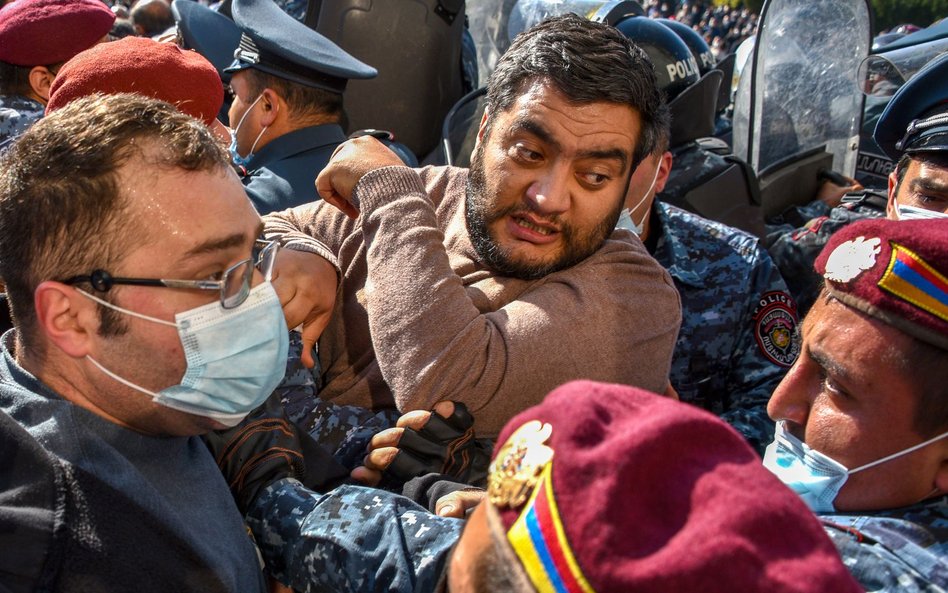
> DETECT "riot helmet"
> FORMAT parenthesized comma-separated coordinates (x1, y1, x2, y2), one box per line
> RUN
(657, 18, 716, 76)
(613, 16, 699, 103)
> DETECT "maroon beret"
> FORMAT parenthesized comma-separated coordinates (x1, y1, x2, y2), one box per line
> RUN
(815, 218, 948, 350)
(46, 37, 223, 127)
(487, 380, 862, 593)
(0, 0, 115, 66)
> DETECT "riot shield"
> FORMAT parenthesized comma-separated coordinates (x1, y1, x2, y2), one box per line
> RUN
(506, 0, 642, 42)
(467, 0, 642, 83)
(732, 0, 871, 218)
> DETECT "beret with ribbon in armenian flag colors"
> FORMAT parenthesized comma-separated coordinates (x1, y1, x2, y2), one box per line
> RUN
(816, 218, 948, 350)
(485, 380, 863, 593)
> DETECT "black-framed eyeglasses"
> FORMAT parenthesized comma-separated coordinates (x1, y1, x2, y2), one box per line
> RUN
(63, 240, 280, 310)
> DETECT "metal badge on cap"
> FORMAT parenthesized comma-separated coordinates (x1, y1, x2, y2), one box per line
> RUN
(488, 420, 554, 510)
(234, 33, 260, 64)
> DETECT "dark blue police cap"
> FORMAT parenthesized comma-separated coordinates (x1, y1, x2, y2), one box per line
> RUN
(171, 0, 241, 82)
(874, 51, 948, 161)
(224, 0, 376, 94)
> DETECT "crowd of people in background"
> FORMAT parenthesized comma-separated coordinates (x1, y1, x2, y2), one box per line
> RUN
(643, 0, 758, 59)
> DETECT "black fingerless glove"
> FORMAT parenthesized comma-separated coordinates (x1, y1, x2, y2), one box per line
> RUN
(385, 402, 492, 488)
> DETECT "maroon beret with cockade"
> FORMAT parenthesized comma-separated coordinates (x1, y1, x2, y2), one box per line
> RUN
(485, 380, 863, 593)
(0, 0, 115, 66)
(47, 36, 223, 127)
(815, 218, 948, 350)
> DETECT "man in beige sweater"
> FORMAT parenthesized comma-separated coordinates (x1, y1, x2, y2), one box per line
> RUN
(266, 15, 682, 439)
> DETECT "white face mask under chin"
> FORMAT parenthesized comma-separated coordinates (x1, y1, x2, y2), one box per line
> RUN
(615, 161, 661, 236)
(763, 421, 948, 513)
(78, 283, 289, 427)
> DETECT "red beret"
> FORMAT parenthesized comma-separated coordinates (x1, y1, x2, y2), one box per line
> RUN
(487, 380, 862, 593)
(815, 218, 948, 350)
(0, 0, 115, 66)
(46, 37, 223, 127)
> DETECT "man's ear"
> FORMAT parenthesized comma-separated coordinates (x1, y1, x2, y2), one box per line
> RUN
(654, 150, 674, 194)
(258, 88, 282, 127)
(886, 169, 899, 219)
(34, 282, 98, 359)
(473, 108, 490, 151)
(27, 66, 57, 103)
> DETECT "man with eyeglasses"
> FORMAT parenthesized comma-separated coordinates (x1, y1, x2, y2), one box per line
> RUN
(0, 93, 328, 592)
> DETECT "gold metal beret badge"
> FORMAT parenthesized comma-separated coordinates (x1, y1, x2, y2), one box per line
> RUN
(487, 420, 554, 509)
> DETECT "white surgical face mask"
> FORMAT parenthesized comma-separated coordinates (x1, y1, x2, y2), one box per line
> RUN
(228, 94, 267, 169)
(895, 203, 948, 221)
(615, 161, 661, 236)
(763, 421, 948, 513)
(80, 282, 289, 427)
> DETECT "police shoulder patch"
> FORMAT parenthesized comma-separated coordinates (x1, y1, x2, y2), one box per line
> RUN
(752, 291, 800, 367)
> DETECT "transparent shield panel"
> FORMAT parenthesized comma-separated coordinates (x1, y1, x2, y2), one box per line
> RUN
(466, 0, 518, 83)
(506, 0, 628, 42)
(738, 0, 871, 175)
(732, 47, 753, 165)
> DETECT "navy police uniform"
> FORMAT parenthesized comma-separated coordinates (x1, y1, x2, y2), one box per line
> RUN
(224, 0, 376, 213)
(240, 124, 350, 212)
(642, 202, 798, 454)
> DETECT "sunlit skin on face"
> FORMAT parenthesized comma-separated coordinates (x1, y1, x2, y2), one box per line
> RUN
(886, 158, 948, 219)
(767, 297, 948, 511)
(465, 81, 641, 279)
(65, 155, 266, 437)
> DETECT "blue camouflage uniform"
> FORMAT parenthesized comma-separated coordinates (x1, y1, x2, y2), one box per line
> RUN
(820, 496, 947, 592)
(277, 332, 399, 469)
(0, 94, 44, 146)
(648, 202, 799, 454)
(224, 0, 377, 212)
(248, 478, 461, 593)
(765, 191, 886, 316)
(240, 124, 348, 213)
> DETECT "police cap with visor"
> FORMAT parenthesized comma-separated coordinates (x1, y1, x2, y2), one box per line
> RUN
(224, 0, 376, 94)
(171, 0, 241, 82)
(874, 51, 948, 161)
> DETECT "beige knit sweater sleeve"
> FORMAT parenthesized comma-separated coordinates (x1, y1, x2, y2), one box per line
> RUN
(265, 165, 682, 436)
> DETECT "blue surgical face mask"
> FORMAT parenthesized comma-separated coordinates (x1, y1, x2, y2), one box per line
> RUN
(228, 94, 267, 169)
(615, 161, 661, 236)
(896, 203, 948, 221)
(80, 282, 289, 427)
(763, 421, 948, 513)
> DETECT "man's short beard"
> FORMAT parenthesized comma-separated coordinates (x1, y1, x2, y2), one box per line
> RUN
(464, 146, 623, 280)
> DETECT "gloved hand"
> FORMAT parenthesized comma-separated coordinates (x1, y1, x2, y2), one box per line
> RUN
(356, 402, 492, 488)
(202, 392, 349, 514)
